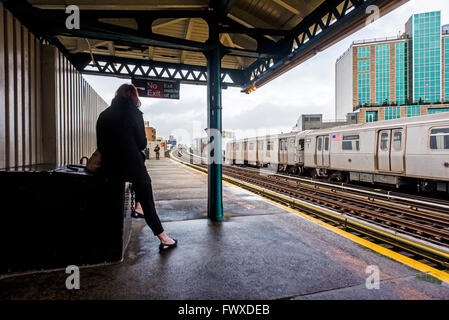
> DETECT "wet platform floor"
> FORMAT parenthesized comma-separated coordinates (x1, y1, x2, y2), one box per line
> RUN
(1, 158, 449, 300)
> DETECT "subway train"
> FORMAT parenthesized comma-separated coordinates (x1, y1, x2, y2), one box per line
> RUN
(225, 112, 449, 193)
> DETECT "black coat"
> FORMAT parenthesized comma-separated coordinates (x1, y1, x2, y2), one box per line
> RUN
(96, 96, 149, 184)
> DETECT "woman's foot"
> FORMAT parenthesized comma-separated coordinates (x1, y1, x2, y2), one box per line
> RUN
(159, 239, 178, 252)
(157, 232, 177, 251)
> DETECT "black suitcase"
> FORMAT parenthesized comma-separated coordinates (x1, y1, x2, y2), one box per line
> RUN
(0, 164, 132, 275)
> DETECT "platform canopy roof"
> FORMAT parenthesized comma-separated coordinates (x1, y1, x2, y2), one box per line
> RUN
(5, 0, 407, 92)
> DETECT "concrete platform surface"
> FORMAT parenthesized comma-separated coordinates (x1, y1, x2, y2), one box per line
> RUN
(1, 158, 449, 300)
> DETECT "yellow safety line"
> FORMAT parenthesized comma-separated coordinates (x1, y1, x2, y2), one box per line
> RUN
(171, 156, 449, 283)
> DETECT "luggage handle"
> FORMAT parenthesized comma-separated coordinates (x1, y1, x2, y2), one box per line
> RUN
(66, 164, 87, 172)
(80, 156, 89, 165)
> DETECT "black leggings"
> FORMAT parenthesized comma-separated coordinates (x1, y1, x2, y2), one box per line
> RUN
(133, 181, 164, 236)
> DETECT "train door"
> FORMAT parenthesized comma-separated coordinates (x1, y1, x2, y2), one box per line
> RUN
(378, 130, 391, 171)
(243, 141, 248, 163)
(391, 129, 405, 172)
(316, 136, 323, 166)
(288, 137, 295, 164)
(323, 136, 330, 167)
(316, 136, 330, 167)
(280, 139, 287, 164)
(377, 129, 405, 172)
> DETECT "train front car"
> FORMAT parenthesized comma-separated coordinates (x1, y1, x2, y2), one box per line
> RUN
(303, 113, 449, 193)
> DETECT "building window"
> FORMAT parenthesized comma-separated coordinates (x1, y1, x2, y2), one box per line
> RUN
(358, 46, 370, 58)
(342, 135, 360, 151)
(428, 108, 449, 114)
(366, 111, 378, 123)
(358, 73, 370, 105)
(407, 105, 421, 117)
(395, 42, 408, 105)
(385, 106, 401, 120)
(357, 60, 370, 72)
(375, 44, 390, 105)
(430, 127, 449, 150)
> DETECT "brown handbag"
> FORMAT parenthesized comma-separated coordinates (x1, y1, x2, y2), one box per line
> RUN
(86, 149, 102, 173)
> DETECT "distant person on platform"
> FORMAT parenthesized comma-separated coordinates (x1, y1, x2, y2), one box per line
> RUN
(96, 83, 177, 252)
(154, 144, 160, 160)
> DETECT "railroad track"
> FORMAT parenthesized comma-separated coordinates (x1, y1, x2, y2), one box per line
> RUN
(172, 149, 449, 270)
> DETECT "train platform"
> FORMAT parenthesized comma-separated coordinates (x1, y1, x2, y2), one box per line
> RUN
(1, 158, 449, 300)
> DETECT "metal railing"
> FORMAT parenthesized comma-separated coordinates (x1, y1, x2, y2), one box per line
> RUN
(352, 35, 408, 45)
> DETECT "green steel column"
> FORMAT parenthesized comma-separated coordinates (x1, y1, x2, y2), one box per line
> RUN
(206, 19, 223, 221)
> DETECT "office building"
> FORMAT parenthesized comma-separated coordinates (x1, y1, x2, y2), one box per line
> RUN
(336, 11, 449, 123)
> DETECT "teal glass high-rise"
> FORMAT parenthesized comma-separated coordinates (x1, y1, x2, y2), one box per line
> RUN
(445, 37, 449, 102)
(409, 11, 442, 103)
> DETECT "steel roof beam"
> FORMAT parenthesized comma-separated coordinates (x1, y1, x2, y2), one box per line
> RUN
(69, 53, 246, 87)
(51, 20, 209, 50)
(218, 26, 290, 37)
(215, 0, 236, 21)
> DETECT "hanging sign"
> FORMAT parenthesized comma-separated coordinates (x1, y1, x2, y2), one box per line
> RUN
(132, 78, 180, 100)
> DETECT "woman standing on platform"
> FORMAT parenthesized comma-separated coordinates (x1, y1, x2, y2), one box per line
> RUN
(96, 84, 177, 252)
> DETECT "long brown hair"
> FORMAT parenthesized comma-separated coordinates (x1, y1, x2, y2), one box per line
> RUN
(114, 84, 141, 107)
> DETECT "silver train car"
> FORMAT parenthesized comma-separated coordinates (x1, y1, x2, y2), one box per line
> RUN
(226, 113, 449, 192)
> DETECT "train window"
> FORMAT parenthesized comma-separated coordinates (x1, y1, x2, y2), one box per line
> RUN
(298, 139, 305, 151)
(236, 144, 239, 150)
(342, 135, 360, 151)
(393, 131, 402, 151)
(267, 141, 273, 151)
(249, 143, 255, 151)
(430, 127, 449, 150)
(282, 139, 288, 150)
(324, 137, 329, 151)
(317, 137, 322, 151)
(380, 132, 389, 151)
(289, 139, 295, 148)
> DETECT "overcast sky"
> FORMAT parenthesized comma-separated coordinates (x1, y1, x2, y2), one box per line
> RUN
(83, 0, 449, 143)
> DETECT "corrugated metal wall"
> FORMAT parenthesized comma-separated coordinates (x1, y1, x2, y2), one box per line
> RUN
(0, 7, 42, 169)
(0, 4, 107, 168)
(53, 50, 108, 165)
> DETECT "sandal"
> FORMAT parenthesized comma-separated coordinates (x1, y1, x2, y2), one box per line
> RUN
(159, 239, 178, 252)
(131, 210, 145, 219)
